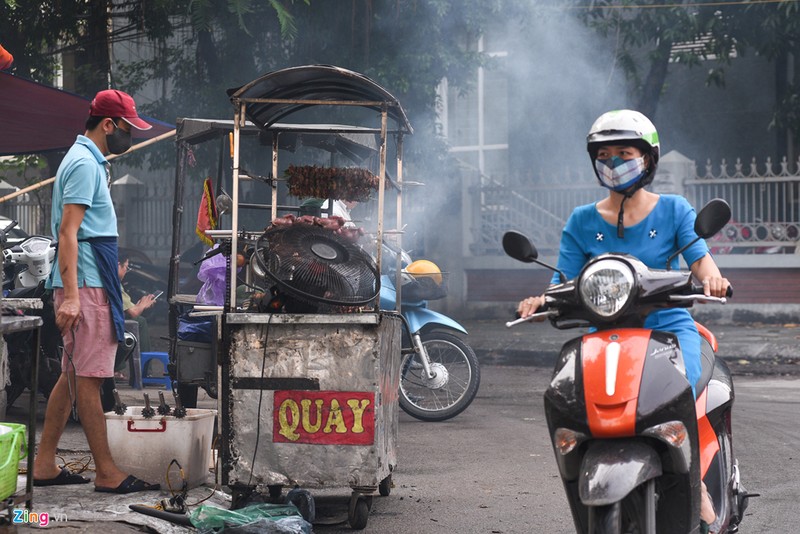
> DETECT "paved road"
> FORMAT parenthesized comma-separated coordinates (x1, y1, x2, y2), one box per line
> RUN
(311, 367, 800, 533)
(12, 318, 800, 532)
(20, 366, 797, 533)
(461, 318, 800, 377)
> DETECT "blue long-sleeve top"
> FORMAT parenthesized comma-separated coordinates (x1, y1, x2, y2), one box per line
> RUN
(550, 194, 710, 393)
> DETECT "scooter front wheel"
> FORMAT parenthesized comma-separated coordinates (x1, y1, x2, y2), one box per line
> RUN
(398, 331, 480, 422)
(588, 503, 622, 534)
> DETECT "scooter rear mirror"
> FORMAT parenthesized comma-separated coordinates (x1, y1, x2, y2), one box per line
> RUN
(694, 198, 731, 239)
(502, 231, 538, 263)
(503, 231, 568, 282)
(216, 192, 233, 215)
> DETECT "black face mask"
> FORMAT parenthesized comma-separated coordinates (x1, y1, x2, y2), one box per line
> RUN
(106, 122, 132, 155)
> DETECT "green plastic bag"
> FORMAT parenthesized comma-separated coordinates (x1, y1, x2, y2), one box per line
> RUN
(189, 503, 312, 533)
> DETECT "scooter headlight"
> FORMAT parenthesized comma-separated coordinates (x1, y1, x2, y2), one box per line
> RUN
(579, 259, 635, 319)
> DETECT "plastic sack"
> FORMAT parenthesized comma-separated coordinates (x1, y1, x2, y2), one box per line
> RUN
(189, 503, 312, 533)
(196, 246, 228, 306)
(177, 313, 214, 343)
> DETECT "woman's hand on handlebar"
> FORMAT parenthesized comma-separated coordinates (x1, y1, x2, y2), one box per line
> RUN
(701, 275, 730, 298)
(517, 295, 546, 322)
(691, 254, 731, 298)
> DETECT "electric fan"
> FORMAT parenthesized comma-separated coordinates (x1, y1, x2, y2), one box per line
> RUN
(253, 223, 379, 308)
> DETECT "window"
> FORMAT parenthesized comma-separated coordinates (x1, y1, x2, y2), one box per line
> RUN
(439, 33, 509, 185)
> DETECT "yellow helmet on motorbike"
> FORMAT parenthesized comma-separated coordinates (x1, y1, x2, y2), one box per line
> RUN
(404, 260, 443, 285)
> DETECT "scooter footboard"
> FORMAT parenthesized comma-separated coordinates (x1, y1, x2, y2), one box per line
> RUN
(579, 440, 662, 506)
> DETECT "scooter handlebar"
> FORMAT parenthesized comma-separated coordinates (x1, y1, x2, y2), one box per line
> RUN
(671, 283, 732, 304)
(506, 310, 557, 328)
(690, 283, 733, 298)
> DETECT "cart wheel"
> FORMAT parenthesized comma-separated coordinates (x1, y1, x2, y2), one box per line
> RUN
(268, 484, 283, 503)
(348, 495, 370, 530)
(230, 485, 258, 510)
(286, 488, 315, 523)
(379, 475, 392, 497)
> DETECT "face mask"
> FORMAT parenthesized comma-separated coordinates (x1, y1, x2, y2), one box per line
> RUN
(595, 156, 647, 191)
(106, 121, 132, 155)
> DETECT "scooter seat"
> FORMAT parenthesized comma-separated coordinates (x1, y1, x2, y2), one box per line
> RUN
(695, 337, 716, 394)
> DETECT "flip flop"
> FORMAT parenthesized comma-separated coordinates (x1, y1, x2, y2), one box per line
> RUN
(95, 475, 160, 494)
(33, 467, 91, 487)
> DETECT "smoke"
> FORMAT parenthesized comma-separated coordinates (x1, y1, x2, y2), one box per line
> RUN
(111, 4, 635, 269)
(393, 6, 633, 264)
(505, 7, 629, 181)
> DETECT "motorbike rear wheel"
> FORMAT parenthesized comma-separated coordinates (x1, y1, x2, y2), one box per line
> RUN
(398, 331, 480, 422)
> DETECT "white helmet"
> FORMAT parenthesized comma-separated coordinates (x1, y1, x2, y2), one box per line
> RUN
(587, 109, 660, 191)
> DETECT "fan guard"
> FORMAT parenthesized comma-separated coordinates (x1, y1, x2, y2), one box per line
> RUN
(254, 224, 379, 307)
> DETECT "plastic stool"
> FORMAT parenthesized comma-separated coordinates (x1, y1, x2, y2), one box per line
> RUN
(140, 351, 172, 389)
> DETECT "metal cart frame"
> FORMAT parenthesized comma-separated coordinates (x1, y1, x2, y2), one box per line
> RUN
(167, 66, 412, 529)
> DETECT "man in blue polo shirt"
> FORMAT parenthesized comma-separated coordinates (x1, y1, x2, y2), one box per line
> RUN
(33, 90, 160, 494)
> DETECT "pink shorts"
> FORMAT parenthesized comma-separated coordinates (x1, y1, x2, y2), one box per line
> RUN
(54, 287, 117, 378)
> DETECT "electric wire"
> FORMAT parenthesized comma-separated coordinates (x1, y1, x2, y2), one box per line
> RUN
(557, 0, 799, 9)
(63, 327, 79, 421)
(247, 313, 273, 488)
(182, 433, 221, 508)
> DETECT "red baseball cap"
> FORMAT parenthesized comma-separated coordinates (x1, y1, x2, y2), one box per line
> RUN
(89, 89, 152, 131)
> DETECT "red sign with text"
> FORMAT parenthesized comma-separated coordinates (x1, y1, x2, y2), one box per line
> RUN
(273, 390, 375, 445)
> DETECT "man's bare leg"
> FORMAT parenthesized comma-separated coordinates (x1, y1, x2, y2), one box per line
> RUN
(32, 372, 74, 480)
(75, 376, 127, 488)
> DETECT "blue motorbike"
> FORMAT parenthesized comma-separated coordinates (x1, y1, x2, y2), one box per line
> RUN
(380, 252, 480, 422)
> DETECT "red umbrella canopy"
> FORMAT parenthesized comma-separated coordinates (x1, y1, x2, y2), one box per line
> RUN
(0, 72, 173, 156)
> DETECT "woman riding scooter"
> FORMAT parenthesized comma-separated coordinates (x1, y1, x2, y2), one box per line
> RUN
(516, 110, 725, 530)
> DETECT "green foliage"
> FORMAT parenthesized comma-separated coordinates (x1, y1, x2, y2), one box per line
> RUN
(570, 0, 741, 115)
(4, 0, 519, 177)
(112, 0, 513, 174)
(0, 0, 85, 82)
(571, 0, 800, 141)
(0, 155, 47, 208)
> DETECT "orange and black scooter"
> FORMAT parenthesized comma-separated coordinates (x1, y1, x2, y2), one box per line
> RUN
(503, 199, 754, 534)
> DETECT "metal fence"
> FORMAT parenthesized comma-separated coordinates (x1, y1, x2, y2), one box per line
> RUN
(123, 183, 177, 255)
(5, 153, 799, 265)
(0, 182, 180, 262)
(0, 193, 51, 237)
(470, 153, 800, 259)
(470, 178, 601, 256)
(686, 157, 800, 254)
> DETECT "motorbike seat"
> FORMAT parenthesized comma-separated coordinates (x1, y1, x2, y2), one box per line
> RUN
(695, 336, 716, 394)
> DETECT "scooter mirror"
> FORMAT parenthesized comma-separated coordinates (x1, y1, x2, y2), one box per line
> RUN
(695, 198, 732, 239)
(502, 231, 539, 263)
(216, 192, 233, 215)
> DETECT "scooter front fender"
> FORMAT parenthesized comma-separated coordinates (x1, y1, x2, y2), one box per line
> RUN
(579, 440, 662, 506)
(404, 307, 468, 336)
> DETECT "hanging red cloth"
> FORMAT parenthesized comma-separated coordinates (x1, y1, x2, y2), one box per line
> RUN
(196, 177, 218, 246)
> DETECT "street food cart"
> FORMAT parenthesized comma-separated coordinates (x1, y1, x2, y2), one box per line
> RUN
(166, 65, 412, 529)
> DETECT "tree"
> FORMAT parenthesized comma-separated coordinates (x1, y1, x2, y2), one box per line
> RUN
(572, 0, 800, 146)
(4, 0, 521, 181)
(572, 0, 739, 118)
(741, 1, 800, 147)
(116, 0, 515, 174)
